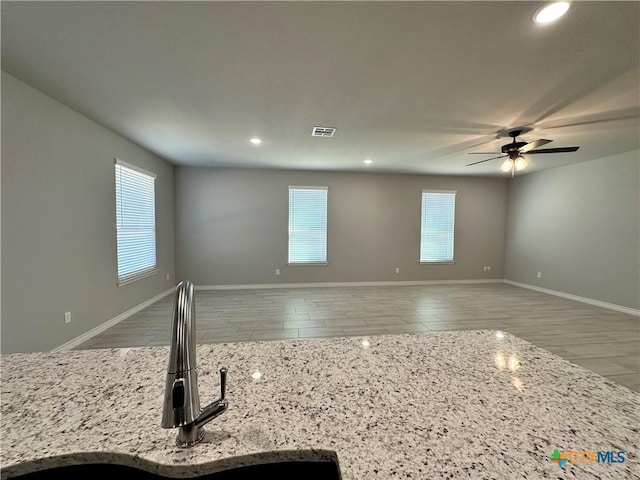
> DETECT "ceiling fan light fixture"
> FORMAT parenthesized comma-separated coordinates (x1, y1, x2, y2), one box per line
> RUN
(533, 1, 571, 24)
(514, 156, 528, 171)
(500, 158, 513, 172)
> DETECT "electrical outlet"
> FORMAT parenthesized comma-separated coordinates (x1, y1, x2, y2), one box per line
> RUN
(276, 268, 280, 276)
(64, 312, 71, 324)
(487, 266, 491, 272)
(166, 273, 170, 281)
(395, 267, 400, 274)
(537, 272, 542, 279)
(483, 266, 492, 272)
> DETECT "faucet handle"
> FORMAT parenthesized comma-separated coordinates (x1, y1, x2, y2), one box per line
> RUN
(219, 367, 228, 400)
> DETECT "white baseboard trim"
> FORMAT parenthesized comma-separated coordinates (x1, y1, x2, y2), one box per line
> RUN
(52, 287, 175, 352)
(504, 280, 640, 317)
(196, 279, 504, 291)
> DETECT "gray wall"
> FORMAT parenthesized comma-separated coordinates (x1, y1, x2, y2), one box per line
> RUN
(505, 150, 640, 310)
(175, 167, 508, 285)
(1, 72, 176, 353)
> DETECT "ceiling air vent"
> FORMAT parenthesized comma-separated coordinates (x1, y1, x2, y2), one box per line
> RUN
(311, 126, 336, 137)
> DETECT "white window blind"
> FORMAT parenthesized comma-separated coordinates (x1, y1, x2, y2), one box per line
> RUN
(115, 160, 158, 285)
(288, 186, 328, 264)
(420, 190, 456, 263)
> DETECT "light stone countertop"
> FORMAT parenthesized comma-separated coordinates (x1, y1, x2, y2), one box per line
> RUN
(1, 331, 638, 479)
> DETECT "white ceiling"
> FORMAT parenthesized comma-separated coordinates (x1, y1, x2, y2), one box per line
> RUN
(2, 1, 639, 176)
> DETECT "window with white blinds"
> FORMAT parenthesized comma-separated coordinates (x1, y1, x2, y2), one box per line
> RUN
(115, 160, 158, 285)
(288, 186, 328, 264)
(420, 190, 456, 263)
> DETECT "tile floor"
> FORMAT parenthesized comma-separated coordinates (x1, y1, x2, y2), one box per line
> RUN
(76, 283, 640, 392)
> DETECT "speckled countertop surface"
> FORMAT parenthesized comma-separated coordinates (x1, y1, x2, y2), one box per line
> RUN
(1, 331, 638, 479)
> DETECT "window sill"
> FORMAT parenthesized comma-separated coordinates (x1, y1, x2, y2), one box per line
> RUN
(117, 268, 159, 286)
(420, 261, 456, 265)
(287, 262, 329, 267)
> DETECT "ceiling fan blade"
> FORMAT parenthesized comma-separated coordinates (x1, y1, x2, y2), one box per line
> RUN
(468, 152, 500, 155)
(527, 147, 580, 154)
(519, 139, 552, 153)
(466, 154, 506, 166)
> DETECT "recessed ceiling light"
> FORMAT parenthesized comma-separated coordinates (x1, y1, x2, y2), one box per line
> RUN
(363, 159, 373, 165)
(249, 137, 262, 145)
(533, 1, 571, 24)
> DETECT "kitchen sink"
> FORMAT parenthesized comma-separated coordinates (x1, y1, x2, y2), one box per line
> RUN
(9, 459, 342, 480)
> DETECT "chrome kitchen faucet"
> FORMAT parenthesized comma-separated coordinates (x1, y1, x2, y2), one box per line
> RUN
(161, 280, 228, 447)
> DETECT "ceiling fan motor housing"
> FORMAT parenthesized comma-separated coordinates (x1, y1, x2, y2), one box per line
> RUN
(501, 141, 527, 153)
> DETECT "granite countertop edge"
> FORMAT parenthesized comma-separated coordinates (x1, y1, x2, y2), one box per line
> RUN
(0, 448, 340, 479)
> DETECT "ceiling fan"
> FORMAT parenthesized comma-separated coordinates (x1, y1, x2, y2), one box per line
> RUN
(466, 129, 580, 177)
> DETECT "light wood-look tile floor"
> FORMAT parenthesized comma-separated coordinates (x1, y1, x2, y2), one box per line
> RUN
(76, 284, 640, 392)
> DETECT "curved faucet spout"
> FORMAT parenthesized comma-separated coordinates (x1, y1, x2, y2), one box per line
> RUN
(161, 280, 228, 447)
